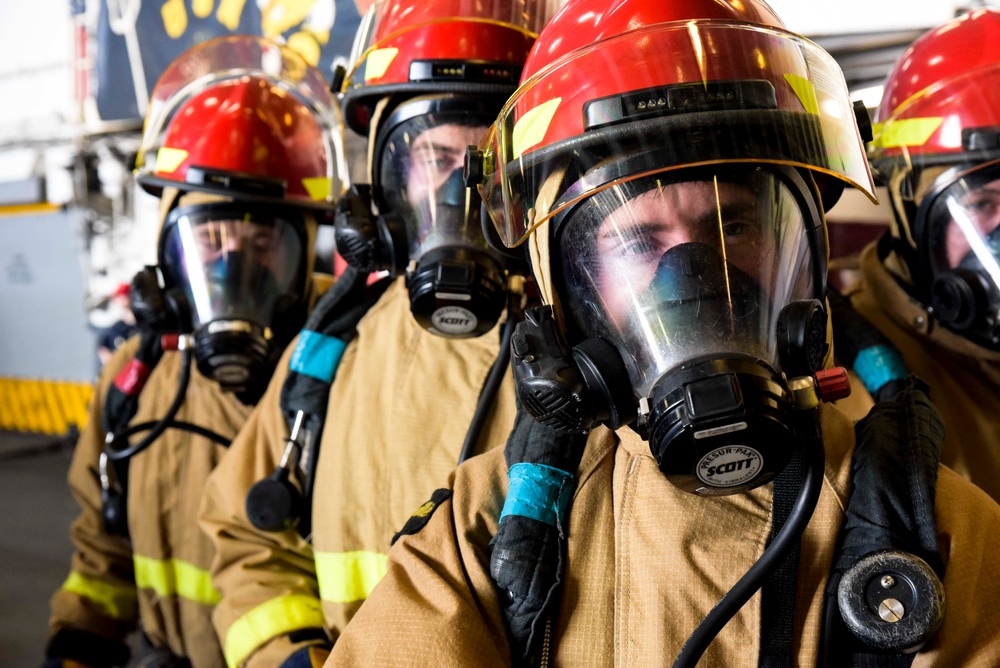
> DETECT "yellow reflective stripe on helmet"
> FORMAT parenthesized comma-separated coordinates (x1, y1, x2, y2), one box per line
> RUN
(302, 177, 332, 201)
(512, 98, 562, 159)
(783, 74, 819, 116)
(873, 117, 944, 148)
(224, 594, 326, 668)
(364, 47, 398, 81)
(315, 550, 387, 604)
(155, 147, 189, 173)
(61, 571, 138, 621)
(132, 555, 221, 607)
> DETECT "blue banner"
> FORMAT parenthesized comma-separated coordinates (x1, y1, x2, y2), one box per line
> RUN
(95, 0, 361, 121)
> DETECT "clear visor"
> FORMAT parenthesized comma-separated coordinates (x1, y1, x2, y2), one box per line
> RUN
(480, 21, 875, 248)
(379, 112, 492, 259)
(345, 0, 551, 81)
(160, 205, 305, 330)
(558, 166, 815, 398)
(926, 163, 1000, 293)
(136, 36, 345, 191)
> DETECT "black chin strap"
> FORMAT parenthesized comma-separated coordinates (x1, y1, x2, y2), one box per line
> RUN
(876, 232, 928, 306)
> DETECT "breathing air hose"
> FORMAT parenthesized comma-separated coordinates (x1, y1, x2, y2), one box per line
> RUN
(673, 409, 825, 668)
(105, 336, 230, 460)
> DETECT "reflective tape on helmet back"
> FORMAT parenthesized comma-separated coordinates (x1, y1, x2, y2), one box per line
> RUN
(315, 550, 388, 604)
(512, 98, 562, 159)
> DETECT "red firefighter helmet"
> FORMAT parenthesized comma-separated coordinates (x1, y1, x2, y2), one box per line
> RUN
(470, 0, 877, 248)
(870, 10, 1000, 348)
(340, 0, 552, 135)
(135, 36, 346, 210)
(874, 9, 1000, 162)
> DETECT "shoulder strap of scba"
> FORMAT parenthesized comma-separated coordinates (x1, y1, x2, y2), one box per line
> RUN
(491, 294, 944, 667)
(276, 266, 392, 538)
(98, 331, 165, 537)
(819, 374, 946, 667)
(800, 291, 944, 666)
(101, 331, 165, 438)
(489, 407, 587, 666)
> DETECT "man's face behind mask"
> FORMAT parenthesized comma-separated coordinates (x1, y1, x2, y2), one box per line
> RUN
(933, 176, 1000, 272)
(559, 167, 815, 398)
(921, 170, 1000, 345)
(161, 205, 305, 330)
(378, 111, 492, 259)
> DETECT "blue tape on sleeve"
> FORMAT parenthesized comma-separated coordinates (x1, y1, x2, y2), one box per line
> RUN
(499, 462, 575, 529)
(853, 345, 908, 394)
(288, 330, 347, 383)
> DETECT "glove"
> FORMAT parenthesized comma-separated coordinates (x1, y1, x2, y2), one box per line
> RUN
(279, 645, 331, 668)
(45, 629, 130, 668)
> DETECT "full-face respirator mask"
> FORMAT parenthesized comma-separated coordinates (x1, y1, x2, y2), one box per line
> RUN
(131, 197, 309, 398)
(335, 96, 511, 338)
(908, 155, 1000, 349)
(509, 164, 843, 495)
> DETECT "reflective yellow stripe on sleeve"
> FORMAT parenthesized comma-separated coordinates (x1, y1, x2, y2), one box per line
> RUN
(224, 594, 326, 668)
(132, 555, 221, 607)
(315, 550, 387, 604)
(61, 571, 138, 621)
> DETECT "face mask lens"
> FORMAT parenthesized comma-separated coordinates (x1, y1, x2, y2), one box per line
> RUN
(927, 173, 1000, 280)
(161, 206, 304, 329)
(558, 167, 814, 397)
(378, 110, 492, 260)
(922, 167, 1000, 345)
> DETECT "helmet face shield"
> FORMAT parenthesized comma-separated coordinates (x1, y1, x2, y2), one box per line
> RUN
(557, 166, 817, 397)
(340, 0, 543, 134)
(136, 36, 347, 206)
(160, 204, 306, 331)
(376, 102, 496, 261)
(344, 0, 549, 87)
(478, 21, 876, 248)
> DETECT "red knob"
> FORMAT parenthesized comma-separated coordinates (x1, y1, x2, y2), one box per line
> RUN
(161, 333, 180, 351)
(815, 367, 851, 402)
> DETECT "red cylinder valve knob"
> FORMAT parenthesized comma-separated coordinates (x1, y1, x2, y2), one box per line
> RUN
(815, 367, 851, 402)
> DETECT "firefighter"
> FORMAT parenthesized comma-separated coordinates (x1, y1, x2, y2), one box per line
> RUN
(45, 36, 343, 668)
(326, 1, 1000, 665)
(197, 1, 551, 666)
(843, 8, 1000, 502)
